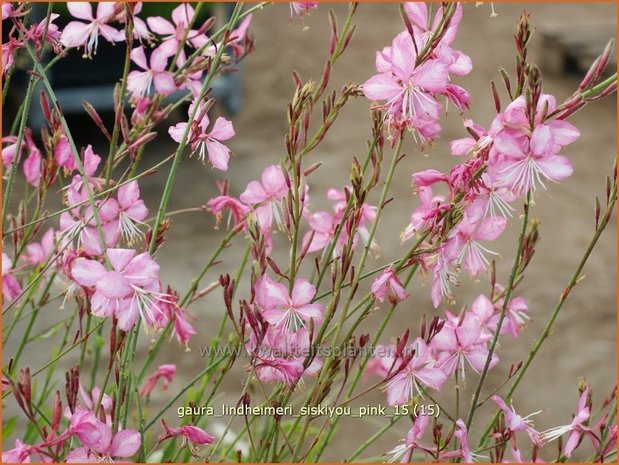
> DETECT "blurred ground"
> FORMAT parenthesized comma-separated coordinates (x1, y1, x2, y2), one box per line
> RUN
(4, 2, 617, 461)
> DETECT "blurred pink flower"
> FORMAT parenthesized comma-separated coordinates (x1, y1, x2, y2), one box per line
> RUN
(140, 364, 176, 397)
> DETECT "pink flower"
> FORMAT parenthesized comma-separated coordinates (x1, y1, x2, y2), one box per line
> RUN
(290, 2, 318, 21)
(110, 180, 149, 244)
(493, 124, 577, 194)
(302, 211, 347, 256)
(127, 46, 176, 97)
(65, 428, 141, 462)
(140, 364, 176, 396)
(388, 414, 432, 462)
(446, 208, 507, 276)
(429, 243, 459, 308)
(371, 267, 408, 304)
(2, 136, 19, 168)
(401, 186, 447, 241)
(255, 275, 323, 331)
(23, 146, 42, 187)
(364, 31, 449, 139)
(2, 37, 23, 75)
(159, 421, 214, 454)
(492, 395, 542, 444)
(66, 409, 113, 452)
(384, 338, 447, 405)
(2, 440, 51, 463)
(54, 135, 77, 172)
(60, 2, 125, 58)
(206, 195, 250, 229)
(490, 289, 530, 338)
(239, 165, 288, 232)
(71, 248, 169, 331)
(26, 228, 56, 266)
(60, 198, 120, 257)
(540, 387, 593, 457)
(2, 3, 12, 20)
(432, 313, 498, 379)
(146, 4, 208, 61)
(2, 253, 22, 301)
(247, 326, 320, 384)
(168, 102, 235, 170)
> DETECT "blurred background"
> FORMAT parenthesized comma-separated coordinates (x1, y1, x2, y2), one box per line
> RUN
(3, 2, 617, 461)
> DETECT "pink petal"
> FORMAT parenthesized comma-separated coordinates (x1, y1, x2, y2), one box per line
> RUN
(413, 59, 449, 93)
(209, 117, 235, 141)
(117, 297, 140, 331)
(475, 217, 507, 242)
(291, 278, 316, 306)
(107, 248, 136, 271)
(255, 275, 289, 309)
(110, 430, 141, 458)
(390, 31, 416, 81)
(261, 165, 287, 198)
(536, 155, 573, 182)
(205, 139, 230, 171)
(297, 303, 323, 322)
(146, 17, 175, 36)
(72, 258, 106, 287)
(386, 372, 410, 406)
(549, 120, 580, 146)
(415, 366, 447, 391)
(153, 73, 176, 95)
(130, 46, 148, 70)
(168, 122, 187, 143)
(117, 181, 140, 209)
(493, 134, 525, 159)
(60, 21, 91, 48)
(363, 73, 402, 101)
(98, 24, 125, 43)
(404, 2, 428, 30)
(67, 2, 93, 21)
(150, 47, 170, 72)
(530, 125, 554, 156)
(171, 3, 194, 26)
(96, 271, 133, 299)
(95, 2, 116, 20)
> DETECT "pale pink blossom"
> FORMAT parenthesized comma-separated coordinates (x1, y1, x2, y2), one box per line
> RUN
(146, 4, 208, 62)
(364, 30, 448, 139)
(384, 338, 447, 405)
(401, 186, 447, 241)
(255, 275, 323, 331)
(239, 165, 288, 232)
(432, 313, 498, 379)
(388, 414, 432, 462)
(127, 46, 176, 97)
(60, 2, 125, 58)
(109, 180, 149, 244)
(169, 102, 235, 170)
(71, 248, 169, 331)
(371, 267, 408, 303)
(540, 387, 593, 457)
(492, 395, 542, 444)
(446, 209, 507, 276)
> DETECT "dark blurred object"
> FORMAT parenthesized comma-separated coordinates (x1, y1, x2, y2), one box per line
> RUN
(22, 2, 243, 129)
(538, 19, 616, 76)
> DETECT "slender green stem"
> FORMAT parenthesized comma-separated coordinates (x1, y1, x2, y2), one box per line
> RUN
(465, 192, 531, 431)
